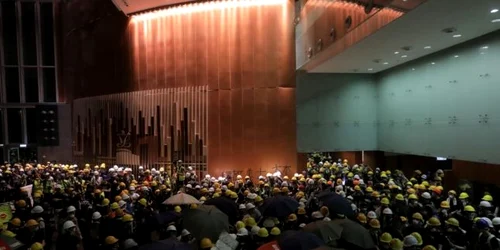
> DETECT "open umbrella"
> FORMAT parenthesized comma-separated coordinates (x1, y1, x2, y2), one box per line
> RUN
(278, 230, 326, 250)
(203, 197, 239, 224)
(163, 193, 201, 205)
(332, 219, 375, 249)
(260, 195, 299, 218)
(303, 220, 342, 245)
(139, 239, 191, 250)
(0, 235, 24, 250)
(183, 205, 229, 242)
(322, 193, 355, 218)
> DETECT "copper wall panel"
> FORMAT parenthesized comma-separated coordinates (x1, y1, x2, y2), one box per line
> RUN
(63, 0, 297, 177)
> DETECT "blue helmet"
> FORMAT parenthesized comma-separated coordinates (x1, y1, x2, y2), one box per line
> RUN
(476, 218, 489, 230)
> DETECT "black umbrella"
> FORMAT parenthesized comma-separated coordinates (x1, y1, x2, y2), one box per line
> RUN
(203, 197, 239, 224)
(155, 211, 180, 225)
(260, 195, 299, 218)
(278, 230, 326, 250)
(322, 193, 355, 218)
(0, 235, 24, 250)
(332, 219, 375, 249)
(183, 205, 229, 242)
(139, 239, 191, 250)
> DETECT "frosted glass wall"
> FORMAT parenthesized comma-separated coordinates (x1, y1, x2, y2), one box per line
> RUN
(297, 31, 500, 164)
(377, 32, 500, 164)
(297, 73, 378, 152)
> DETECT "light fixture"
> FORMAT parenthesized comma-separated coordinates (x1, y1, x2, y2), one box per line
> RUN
(401, 55, 408, 58)
(424, 46, 431, 49)
(383, 62, 389, 65)
(0, 144, 3, 147)
(411, 68, 415, 71)
(431, 62, 436, 65)
(493, 19, 500, 23)
(394, 51, 400, 54)
(454, 55, 459, 58)
(491, 9, 499, 13)
(453, 34, 462, 38)
(481, 46, 489, 49)
(20, 144, 27, 148)
(368, 68, 373, 71)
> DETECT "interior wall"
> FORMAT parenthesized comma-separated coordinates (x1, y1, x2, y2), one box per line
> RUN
(377, 31, 500, 164)
(297, 31, 500, 165)
(296, 73, 378, 152)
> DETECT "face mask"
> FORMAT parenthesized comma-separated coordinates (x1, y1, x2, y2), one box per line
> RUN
(69, 213, 75, 219)
(413, 220, 422, 226)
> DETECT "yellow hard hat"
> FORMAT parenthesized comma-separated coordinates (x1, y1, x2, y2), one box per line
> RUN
(288, 213, 297, 222)
(354, 185, 361, 191)
(257, 228, 269, 238)
(459, 192, 469, 200)
(440, 201, 450, 208)
(30, 242, 44, 250)
(445, 218, 459, 227)
(138, 198, 147, 206)
(357, 213, 367, 223)
(448, 190, 456, 195)
(369, 219, 380, 228)
(365, 186, 373, 193)
(102, 198, 110, 206)
(483, 194, 493, 202)
(422, 245, 437, 250)
(105, 236, 119, 245)
(110, 202, 120, 210)
(16, 200, 26, 208)
(412, 213, 423, 221)
(410, 232, 422, 245)
(26, 219, 39, 227)
(464, 205, 475, 212)
(380, 232, 392, 243)
(255, 196, 263, 203)
(190, 204, 198, 209)
(427, 217, 441, 227)
(395, 194, 404, 201)
(297, 208, 306, 215)
(390, 238, 403, 250)
(10, 218, 21, 227)
(372, 191, 380, 198)
(407, 188, 416, 194)
(122, 214, 133, 222)
(408, 194, 418, 200)
(235, 221, 245, 230)
(115, 196, 122, 202)
(246, 217, 257, 227)
(200, 238, 214, 248)
(174, 206, 182, 213)
(273, 187, 281, 194)
(381, 197, 390, 205)
(270, 227, 281, 236)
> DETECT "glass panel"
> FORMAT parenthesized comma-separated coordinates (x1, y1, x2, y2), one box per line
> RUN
(40, 3, 54, 66)
(2, 1, 18, 65)
(21, 2, 37, 65)
(26, 108, 37, 144)
(24, 68, 38, 102)
(43, 68, 56, 102)
(7, 108, 23, 143)
(5, 67, 20, 103)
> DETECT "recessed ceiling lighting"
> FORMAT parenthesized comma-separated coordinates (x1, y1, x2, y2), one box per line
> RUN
(493, 19, 500, 23)
(453, 34, 462, 38)
(394, 51, 400, 54)
(491, 9, 499, 13)
(411, 68, 415, 71)
(424, 46, 431, 49)
(383, 62, 389, 65)
(401, 55, 408, 58)
(481, 46, 489, 49)
(454, 55, 459, 58)
(431, 62, 436, 65)
(368, 68, 373, 71)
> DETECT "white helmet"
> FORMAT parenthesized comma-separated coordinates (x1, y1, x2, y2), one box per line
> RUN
(367, 211, 377, 219)
(480, 201, 492, 208)
(67, 206, 76, 213)
(31, 206, 44, 214)
(92, 211, 102, 220)
(251, 226, 260, 235)
(492, 217, 500, 226)
(63, 220, 76, 230)
(181, 229, 190, 236)
(421, 192, 431, 199)
(119, 200, 127, 208)
(383, 208, 393, 215)
(123, 239, 138, 249)
(237, 228, 249, 236)
(403, 235, 418, 247)
(167, 225, 177, 231)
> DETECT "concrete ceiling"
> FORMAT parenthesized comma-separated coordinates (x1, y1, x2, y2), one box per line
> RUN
(310, 0, 500, 73)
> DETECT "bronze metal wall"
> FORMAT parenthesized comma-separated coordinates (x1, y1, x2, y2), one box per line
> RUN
(67, 0, 297, 177)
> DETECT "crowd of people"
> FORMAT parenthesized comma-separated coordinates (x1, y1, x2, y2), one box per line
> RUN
(0, 156, 498, 250)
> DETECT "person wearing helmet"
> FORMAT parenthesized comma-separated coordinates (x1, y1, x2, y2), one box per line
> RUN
(423, 217, 446, 250)
(56, 220, 80, 250)
(476, 218, 500, 250)
(444, 217, 468, 250)
(200, 237, 214, 250)
(403, 234, 419, 250)
(493, 217, 500, 238)
(446, 190, 459, 211)
(479, 201, 494, 218)
(368, 219, 382, 246)
(379, 232, 392, 249)
(103, 235, 119, 250)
